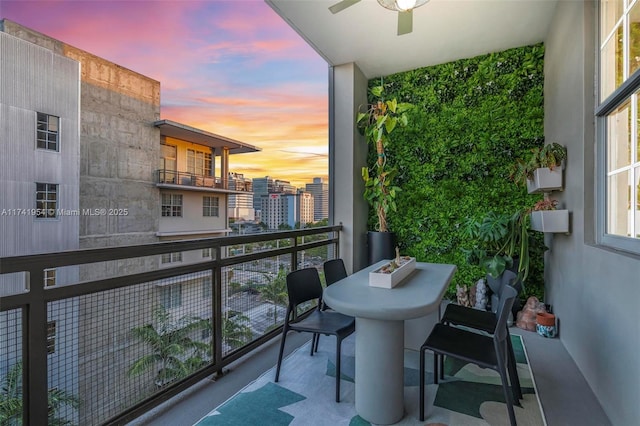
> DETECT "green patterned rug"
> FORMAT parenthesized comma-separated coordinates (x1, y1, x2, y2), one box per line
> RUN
(195, 333, 545, 425)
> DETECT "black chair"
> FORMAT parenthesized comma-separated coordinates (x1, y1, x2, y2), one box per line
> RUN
(312, 258, 350, 352)
(439, 270, 523, 400)
(275, 268, 355, 402)
(419, 285, 519, 426)
(323, 258, 348, 286)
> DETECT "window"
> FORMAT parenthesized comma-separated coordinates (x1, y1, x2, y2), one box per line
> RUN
(202, 248, 212, 258)
(160, 143, 177, 183)
(203, 196, 219, 217)
(161, 193, 182, 217)
(44, 268, 56, 287)
(202, 275, 212, 299)
(161, 252, 182, 264)
(160, 284, 182, 309)
(187, 149, 212, 176)
(36, 183, 58, 218)
(201, 328, 211, 340)
(36, 112, 59, 151)
(598, 0, 640, 252)
(47, 321, 56, 354)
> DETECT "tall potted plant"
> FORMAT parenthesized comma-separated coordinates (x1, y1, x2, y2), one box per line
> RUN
(357, 85, 413, 264)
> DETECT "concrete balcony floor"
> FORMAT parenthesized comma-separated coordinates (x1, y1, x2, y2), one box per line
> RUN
(132, 329, 610, 426)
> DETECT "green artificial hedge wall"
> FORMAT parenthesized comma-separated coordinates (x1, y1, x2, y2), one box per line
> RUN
(366, 43, 547, 300)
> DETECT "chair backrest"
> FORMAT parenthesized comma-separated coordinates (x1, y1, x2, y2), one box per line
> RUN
(286, 268, 323, 310)
(323, 258, 348, 286)
(493, 285, 518, 343)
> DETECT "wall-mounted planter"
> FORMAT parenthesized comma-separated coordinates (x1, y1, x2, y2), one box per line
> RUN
(530, 210, 569, 233)
(526, 167, 563, 194)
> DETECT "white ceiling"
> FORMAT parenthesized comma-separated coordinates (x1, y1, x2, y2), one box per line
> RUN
(266, 0, 559, 79)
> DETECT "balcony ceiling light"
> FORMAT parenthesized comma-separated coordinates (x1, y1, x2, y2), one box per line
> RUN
(377, 0, 430, 12)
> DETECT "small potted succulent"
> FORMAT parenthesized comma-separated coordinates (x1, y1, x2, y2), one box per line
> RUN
(511, 142, 567, 193)
(529, 198, 569, 233)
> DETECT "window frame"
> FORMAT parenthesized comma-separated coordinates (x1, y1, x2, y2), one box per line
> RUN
(44, 268, 56, 288)
(47, 321, 56, 354)
(202, 275, 212, 300)
(36, 112, 60, 152)
(597, 0, 640, 254)
(161, 252, 183, 264)
(35, 182, 58, 219)
(161, 193, 183, 217)
(187, 149, 212, 176)
(203, 196, 219, 217)
(160, 284, 182, 309)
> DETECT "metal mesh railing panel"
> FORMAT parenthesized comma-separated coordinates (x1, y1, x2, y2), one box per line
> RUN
(0, 309, 23, 425)
(48, 269, 214, 425)
(222, 255, 291, 356)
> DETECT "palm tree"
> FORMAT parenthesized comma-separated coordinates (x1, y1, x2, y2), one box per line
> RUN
(222, 313, 253, 350)
(260, 266, 289, 325)
(128, 306, 211, 387)
(0, 361, 79, 425)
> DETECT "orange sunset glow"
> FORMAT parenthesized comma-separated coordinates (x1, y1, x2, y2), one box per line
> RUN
(1, 0, 329, 188)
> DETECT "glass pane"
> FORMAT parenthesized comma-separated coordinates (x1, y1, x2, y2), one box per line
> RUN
(48, 115, 58, 131)
(636, 167, 640, 237)
(629, 2, 640, 76)
(608, 99, 631, 170)
(601, 24, 624, 101)
(601, 0, 625, 38)
(607, 170, 632, 236)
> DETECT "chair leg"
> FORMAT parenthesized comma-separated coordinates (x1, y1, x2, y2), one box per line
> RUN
(506, 330, 523, 401)
(497, 355, 518, 426)
(310, 334, 317, 356)
(335, 338, 342, 402)
(275, 328, 288, 382)
(419, 348, 426, 421)
(439, 353, 444, 380)
(433, 352, 439, 385)
(314, 333, 321, 353)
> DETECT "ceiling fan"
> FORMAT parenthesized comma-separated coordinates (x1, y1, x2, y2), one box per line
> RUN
(329, 0, 430, 36)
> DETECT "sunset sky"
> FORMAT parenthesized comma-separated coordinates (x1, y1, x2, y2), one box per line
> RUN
(1, 0, 329, 188)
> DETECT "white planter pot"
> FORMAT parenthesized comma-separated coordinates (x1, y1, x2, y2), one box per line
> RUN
(530, 210, 569, 233)
(527, 167, 563, 194)
(369, 257, 416, 288)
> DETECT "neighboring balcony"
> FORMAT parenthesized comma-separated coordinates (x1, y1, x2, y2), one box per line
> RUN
(157, 169, 220, 191)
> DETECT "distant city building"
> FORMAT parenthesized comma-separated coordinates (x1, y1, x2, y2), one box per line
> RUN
(228, 172, 255, 221)
(261, 192, 314, 229)
(274, 179, 297, 194)
(305, 177, 328, 221)
(252, 176, 274, 214)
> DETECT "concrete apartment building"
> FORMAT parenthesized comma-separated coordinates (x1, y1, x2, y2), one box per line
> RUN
(0, 19, 259, 424)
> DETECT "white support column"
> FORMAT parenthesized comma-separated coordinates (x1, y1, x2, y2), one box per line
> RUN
(330, 63, 369, 273)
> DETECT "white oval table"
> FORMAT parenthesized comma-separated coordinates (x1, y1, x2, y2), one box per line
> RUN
(323, 261, 457, 425)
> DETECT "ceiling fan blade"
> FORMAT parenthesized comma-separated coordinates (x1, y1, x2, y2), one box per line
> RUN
(397, 10, 413, 35)
(329, 0, 361, 14)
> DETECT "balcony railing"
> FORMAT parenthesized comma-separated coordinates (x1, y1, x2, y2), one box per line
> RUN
(156, 169, 223, 189)
(0, 225, 341, 425)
